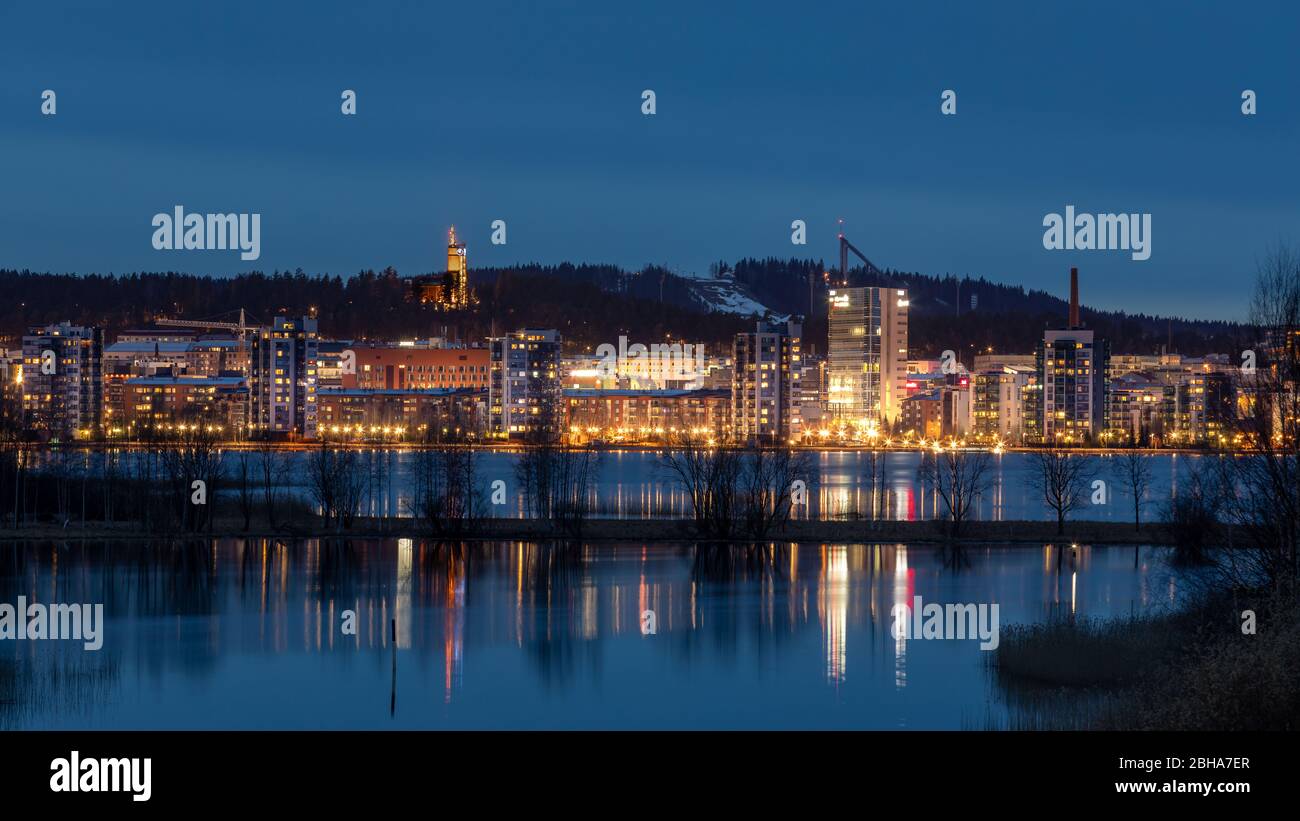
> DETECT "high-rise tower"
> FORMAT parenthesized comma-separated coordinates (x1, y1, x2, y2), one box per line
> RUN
(826, 286, 908, 427)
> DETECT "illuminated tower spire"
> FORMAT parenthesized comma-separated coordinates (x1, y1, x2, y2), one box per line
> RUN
(445, 225, 468, 307)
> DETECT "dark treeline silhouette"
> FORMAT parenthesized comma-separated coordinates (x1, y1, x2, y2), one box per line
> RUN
(721, 257, 1240, 356)
(2, 261, 1236, 355)
(0, 267, 749, 351)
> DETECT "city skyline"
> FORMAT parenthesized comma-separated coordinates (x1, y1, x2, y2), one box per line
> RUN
(4, 286, 1251, 449)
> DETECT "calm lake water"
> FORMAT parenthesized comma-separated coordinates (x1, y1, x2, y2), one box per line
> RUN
(41, 448, 1206, 522)
(0, 540, 1180, 730)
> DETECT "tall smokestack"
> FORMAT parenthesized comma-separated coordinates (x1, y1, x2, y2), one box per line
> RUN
(1069, 267, 1080, 328)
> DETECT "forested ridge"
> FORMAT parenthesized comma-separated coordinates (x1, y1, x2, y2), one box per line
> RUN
(1, 261, 1241, 356)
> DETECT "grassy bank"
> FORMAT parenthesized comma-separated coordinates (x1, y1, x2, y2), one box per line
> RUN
(990, 589, 1300, 730)
(0, 517, 1177, 544)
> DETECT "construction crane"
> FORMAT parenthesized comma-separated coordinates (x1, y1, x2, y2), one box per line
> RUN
(155, 308, 248, 333)
(155, 309, 254, 359)
(837, 218, 887, 286)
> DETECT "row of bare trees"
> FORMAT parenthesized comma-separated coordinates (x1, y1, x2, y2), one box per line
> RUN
(0, 426, 232, 532)
(405, 429, 602, 540)
(305, 441, 367, 531)
(660, 436, 808, 539)
(159, 429, 225, 532)
(408, 441, 484, 537)
(915, 445, 1160, 539)
(515, 438, 599, 537)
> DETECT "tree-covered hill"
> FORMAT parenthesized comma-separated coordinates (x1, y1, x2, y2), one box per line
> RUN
(1, 261, 1242, 357)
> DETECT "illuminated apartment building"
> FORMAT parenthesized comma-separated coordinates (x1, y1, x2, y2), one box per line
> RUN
(564, 388, 731, 442)
(940, 375, 973, 438)
(797, 353, 828, 429)
(20, 322, 103, 438)
(121, 375, 248, 433)
(488, 329, 561, 439)
(899, 390, 942, 440)
(1107, 373, 1174, 446)
(317, 387, 485, 437)
(1175, 372, 1235, 445)
(732, 319, 802, 444)
(250, 316, 319, 438)
(1021, 377, 1043, 444)
(104, 337, 246, 379)
(972, 366, 1033, 443)
(826, 287, 908, 427)
(1109, 354, 1162, 378)
(562, 339, 708, 390)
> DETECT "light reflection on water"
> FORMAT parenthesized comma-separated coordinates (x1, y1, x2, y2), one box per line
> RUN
(0, 540, 1178, 730)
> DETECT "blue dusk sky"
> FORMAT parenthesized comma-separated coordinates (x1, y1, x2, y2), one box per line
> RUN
(1, 0, 1297, 321)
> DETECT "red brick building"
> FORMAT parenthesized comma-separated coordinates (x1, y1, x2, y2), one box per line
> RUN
(343, 347, 490, 390)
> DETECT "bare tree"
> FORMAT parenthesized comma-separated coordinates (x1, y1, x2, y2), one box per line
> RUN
(1162, 458, 1223, 565)
(551, 443, 598, 537)
(159, 426, 224, 532)
(307, 441, 338, 529)
(98, 446, 120, 523)
(916, 447, 993, 537)
(0, 420, 27, 528)
(1029, 448, 1094, 536)
(1204, 243, 1300, 587)
(663, 435, 806, 540)
(253, 434, 288, 529)
(77, 450, 89, 528)
(740, 447, 809, 539)
(661, 434, 744, 539)
(408, 438, 485, 537)
(338, 449, 366, 530)
(50, 448, 73, 527)
(233, 448, 255, 531)
(128, 427, 163, 532)
(307, 440, 364, 531)
(515, 435, 598, 537)
(865, 446, 887, 525)
(309, 440, 339, 528)
(1112, 449, 1154, 532)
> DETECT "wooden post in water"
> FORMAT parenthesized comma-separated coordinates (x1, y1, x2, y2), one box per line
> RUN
(390, 617, 397, 717)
